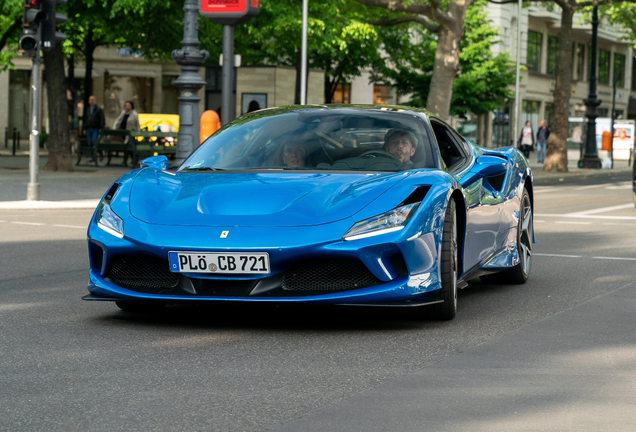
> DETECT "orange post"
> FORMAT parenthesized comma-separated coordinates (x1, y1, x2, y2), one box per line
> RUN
(601, 130, 612, 151)
(200, 110, 221, 143)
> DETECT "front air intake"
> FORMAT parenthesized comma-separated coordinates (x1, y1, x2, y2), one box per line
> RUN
(282, 259, 381, 291)
(105, 255, 179, 292)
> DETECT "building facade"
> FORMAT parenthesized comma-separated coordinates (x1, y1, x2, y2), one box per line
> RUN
(486, 2, 635, 147)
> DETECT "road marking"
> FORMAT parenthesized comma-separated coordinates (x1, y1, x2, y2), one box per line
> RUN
(593, 256, 636, 261)
(605, 185, 632, 190)
(535, 213, 636, 221)
(52, 224, 85, 229)
(603, 222, 636, 226)
(11, 221, 45, 226)
(554, 221, 592, 225)
(534, 187, 557, 194)
(534, 253, 582, 258)
(566, 203, 634, 216)
(574, 184, 605, 190)
(534, 220, 545, 223)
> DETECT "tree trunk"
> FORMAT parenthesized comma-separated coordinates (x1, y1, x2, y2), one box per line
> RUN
(43, 44, 72, 172)
(426, 3, 465, 119)
(544, 5, 573, 172)
(83, 27, 95, 122)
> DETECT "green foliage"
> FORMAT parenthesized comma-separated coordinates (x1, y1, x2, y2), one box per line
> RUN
(375, 0, 514, 117)
(237, 0, 382, 94)
(602, 3, 636, 48)
(0, 0, 23, 70)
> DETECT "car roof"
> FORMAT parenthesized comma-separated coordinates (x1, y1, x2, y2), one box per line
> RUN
(246, 104, 435, 119)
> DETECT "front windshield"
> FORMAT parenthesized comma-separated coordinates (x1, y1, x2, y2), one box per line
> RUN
(179, 108, 434, 172)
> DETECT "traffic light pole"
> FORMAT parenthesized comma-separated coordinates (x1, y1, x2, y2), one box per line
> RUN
(27, 46, 41, 201)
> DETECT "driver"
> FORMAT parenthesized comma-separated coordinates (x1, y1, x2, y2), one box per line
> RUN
(384, 129, 417, 164)
(282, 142, 307, 167)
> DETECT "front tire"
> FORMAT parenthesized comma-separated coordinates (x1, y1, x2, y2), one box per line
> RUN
(410, 199, 458, 321)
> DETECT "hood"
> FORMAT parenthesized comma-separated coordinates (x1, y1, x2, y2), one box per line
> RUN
(128, 170, 410, 227)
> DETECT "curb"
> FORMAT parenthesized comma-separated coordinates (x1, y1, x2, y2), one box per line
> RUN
(0, 200, 100, 210)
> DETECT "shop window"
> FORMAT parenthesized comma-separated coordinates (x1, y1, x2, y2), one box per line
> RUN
(522, 100, 540, 131)
(613, 53, 625, 87)
(373, 85, 394, 105)
(544, 102, 555, 128)
(574, 43, 585, 81)
(331, 83, 350, 104)
(161, 75, 179, 115)
(598, 49, 610, 85)
(547, 36, 558, 76)
(103, 74, 154, 128)
(526, 31, 542, 73)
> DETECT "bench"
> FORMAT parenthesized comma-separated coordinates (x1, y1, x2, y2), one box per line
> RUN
(76, 129, 178, 167)
(130, 131, 178, 167)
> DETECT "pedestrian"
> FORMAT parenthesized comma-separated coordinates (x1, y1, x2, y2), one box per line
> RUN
(113, 101, 140, 132)
(518, 120, 534, 159)
(113, 101, 140, 165)
(82, 95, 105, 162)
(536, 120, 550, 163)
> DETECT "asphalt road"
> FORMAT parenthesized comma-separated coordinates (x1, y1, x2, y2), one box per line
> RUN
(1, 172, 635, 432)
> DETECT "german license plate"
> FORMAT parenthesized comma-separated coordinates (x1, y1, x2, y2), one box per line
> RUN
(168, 252, 270, 274)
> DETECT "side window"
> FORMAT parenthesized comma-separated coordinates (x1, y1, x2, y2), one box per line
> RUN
(429, 119, 469, 172)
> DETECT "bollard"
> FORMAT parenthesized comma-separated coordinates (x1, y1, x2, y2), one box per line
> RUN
(200, 110, 221, 143)
(4, 127, 7, 148)
(17, 131, 20, 149)
(12, 128, 17, 156)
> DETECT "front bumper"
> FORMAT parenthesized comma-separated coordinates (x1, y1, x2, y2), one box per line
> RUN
(86, 210, 444, 305)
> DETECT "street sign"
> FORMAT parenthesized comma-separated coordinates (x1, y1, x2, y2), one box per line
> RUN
(200, 0, 260, 25)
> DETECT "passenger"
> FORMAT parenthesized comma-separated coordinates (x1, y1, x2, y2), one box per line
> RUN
(282, 142, 307, 167)
(384, 129, 417, 164)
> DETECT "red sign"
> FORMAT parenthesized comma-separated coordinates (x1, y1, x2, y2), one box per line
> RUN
(201, 0, 247, 14)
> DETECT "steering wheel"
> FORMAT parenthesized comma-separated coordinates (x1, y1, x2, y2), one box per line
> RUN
(358, 150, 402, 164)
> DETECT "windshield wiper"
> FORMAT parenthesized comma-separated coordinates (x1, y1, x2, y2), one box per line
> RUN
(182, 166, 224, 171)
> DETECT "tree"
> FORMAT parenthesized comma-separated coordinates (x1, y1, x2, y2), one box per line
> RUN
(0, 0, 22, 70)
(374, 1, 514, 118)
(44, 44, 72, 171)
(604, 3, 636, 40)
(352, 0, 479, 119)
(240, 0, 382, 104)
(539, 0, 636, 173)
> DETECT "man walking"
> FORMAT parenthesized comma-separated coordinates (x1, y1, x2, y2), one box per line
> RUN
(536, 120, 550, 164)
(83, 95, 105, 162)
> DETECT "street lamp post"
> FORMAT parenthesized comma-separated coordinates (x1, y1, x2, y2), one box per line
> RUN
(579, 4, 602, 169)
(172, 0, 209, 168)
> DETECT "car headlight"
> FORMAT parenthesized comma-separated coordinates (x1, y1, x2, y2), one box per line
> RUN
(343, 203, 419, 241)
(97, 184, 124, 238)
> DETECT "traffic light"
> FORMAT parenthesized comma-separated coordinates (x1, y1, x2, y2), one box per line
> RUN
(41, 0, 67, 51)
(19, 0, 47, 55)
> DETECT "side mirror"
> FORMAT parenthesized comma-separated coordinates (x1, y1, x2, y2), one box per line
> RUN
(140, 155, 169, 171)
(475, 155, 508, 177)
(460, 155, 508, 188)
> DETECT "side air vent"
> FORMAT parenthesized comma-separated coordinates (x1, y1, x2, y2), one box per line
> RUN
(399, 186, 431, 206)
(485, 173, 506, 191)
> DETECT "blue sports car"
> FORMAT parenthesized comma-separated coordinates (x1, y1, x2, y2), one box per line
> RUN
(84, 105, 533, 320)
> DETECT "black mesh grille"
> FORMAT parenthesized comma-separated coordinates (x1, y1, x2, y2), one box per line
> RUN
(105, 255, 179, 291)
(486, 173, 506, 191)
(282, 259, 381, 291)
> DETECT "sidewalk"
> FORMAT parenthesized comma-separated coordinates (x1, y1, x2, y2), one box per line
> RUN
(0, 151, 131, 209)
(1, 149, 632, 210)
